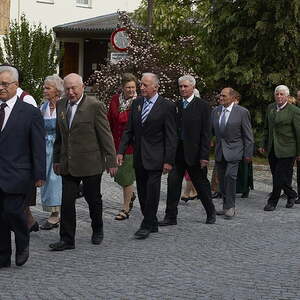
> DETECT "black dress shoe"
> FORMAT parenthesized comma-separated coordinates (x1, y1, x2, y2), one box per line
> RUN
(134, 228, 151, 239)
(158, 218, 177, 226)
(241, 192, 249, 198)
(40, 221, 59, 230)
(216, 210, 225, 215)
(206, 214, 216, 224)
(286, 198, 296, 208)
(0, 258, 11, 268)
(151, 226, 158, 233)
(264, 204, 276, 211)
(212, 192, 222, 199)
(91, 230, 104, 245)
(295, 197, 300, 204)
(29, 222, 39, 233)
(49, 241, 75, 251)
(16, 247, 29, 266)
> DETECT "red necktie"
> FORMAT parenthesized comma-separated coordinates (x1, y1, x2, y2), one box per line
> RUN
(0, 103, 7, 131)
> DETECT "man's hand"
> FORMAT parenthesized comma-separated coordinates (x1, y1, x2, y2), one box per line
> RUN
(35, 180, 45, 187)
(107, 167, 118, 177)
(53, 163, 61, 175)
(244, 157, 252, 163)
(200, 160, 209, 168)
(258, 147, 265, 154)
(163, 163, 172, 174)
(116, 154, 124, 166)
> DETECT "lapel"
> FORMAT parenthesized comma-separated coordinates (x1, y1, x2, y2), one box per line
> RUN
(135, 97, 143, 125)
(215, 106, 223, 135)
(142, 95, 163, 125)
(0, 98, 23, 142)
(69, 95, 86, 130)
(59, 98, 69, 130)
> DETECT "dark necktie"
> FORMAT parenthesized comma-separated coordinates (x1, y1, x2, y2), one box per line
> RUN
(0, 103, 7, 131)
(66, 102, 75, 128)
(141, 99, 151, 123)
(182, 99, 189, 109)
(219, 108, 228, 134)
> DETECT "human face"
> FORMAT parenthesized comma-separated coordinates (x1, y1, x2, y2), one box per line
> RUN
(122, 81, 136, 99)
(43, 82, 59, 102)
(140, 75, 158, 99)
(179, 80, 194, 99)
(0, 71, 18, 102)
(219, 88, 235, 107)
(274, 89, 288, 107)
(64, 76, 84, 103)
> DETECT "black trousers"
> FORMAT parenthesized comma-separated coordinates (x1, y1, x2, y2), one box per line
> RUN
(297, 160, 300, 197)
(60, 174, 103, 245)
(135, 165, 162, 230)
(165, 143, 215, 219)
(268, 148, 297, 206)
(0, 189, 29, 264)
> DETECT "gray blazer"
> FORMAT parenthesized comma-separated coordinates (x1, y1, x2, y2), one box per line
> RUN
(212, 104, 254, 162)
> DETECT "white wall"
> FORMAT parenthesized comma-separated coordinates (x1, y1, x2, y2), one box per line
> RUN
(10, 0, 141, 29)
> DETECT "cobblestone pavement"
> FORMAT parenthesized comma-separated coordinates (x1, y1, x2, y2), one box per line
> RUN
(1, 164, 300, 300)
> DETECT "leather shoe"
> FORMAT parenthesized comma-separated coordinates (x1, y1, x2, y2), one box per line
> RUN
(29, 222, 39, 233)
(0, 258, 11, 268)
(264, 204, 276, 211)
(158, 218, 177, 226)
(134, 228, 151, 239)
(49, 241, 75, 251)
(206, 213, 216, 224)
(216, 210, 225, 216)
(295, 197, 300, 204)
(286, 198, 296, 208)
(16, 247, 29, 266)
(91, 230, 103, 245)
(212, 192, 222, 199)
(40, 221, 59, 230)
(224, 208, 235, 219)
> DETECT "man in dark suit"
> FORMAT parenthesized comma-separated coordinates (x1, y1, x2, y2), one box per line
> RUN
(117, 73, 177, 239)
(0, 66, 45, 268)
(49, 73, 117, 251)
(212, 87, 254, 219)
(158, 75, 216, 226)
(260, 85, 300, 210)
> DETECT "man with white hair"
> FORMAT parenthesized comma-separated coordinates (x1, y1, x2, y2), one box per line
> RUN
(118, 73, 177, 239)
(260, 85, 300, 211)
(0, 66, 45, 267)
(159, 75, 216, 226)
(49, 73, 117, 251)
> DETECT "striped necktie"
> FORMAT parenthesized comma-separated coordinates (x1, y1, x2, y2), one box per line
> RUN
(219, 108, 228, 133)
(141, 99, 151, 123)
(0, 103, 7, 131)
(183, 99, 189, 109)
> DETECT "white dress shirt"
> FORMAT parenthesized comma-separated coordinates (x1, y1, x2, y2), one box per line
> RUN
(67, 94, 83, 128)
(219, 102, 235, 126)
(0, 94, 18, 131)
(17, 87, 37, 107)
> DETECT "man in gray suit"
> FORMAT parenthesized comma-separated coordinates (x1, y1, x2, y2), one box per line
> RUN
(212, 87, 254, 219)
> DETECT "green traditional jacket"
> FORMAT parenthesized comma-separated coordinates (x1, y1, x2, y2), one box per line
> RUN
(261, 102, 300, 158)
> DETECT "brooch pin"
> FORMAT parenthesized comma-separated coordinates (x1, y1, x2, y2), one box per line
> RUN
(138, 105, 141, 112)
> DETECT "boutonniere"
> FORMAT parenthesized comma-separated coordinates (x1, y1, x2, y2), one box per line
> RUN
(60, 111, 65, 120)
(138, 105, 141, 112)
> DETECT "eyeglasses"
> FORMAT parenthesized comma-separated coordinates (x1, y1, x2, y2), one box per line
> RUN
(0, 81, 16, 88)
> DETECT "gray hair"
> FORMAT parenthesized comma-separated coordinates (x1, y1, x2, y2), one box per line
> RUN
(0, 66, 19, 81)
(178, 75, 196, 87)
(142, 72, 159, 86)
(64, 73, 83, 84)
(44, 74, 64, 97)
(274, 85, 289, 96)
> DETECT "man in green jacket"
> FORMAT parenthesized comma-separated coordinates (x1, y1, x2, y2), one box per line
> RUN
(259, 85, 300, 211)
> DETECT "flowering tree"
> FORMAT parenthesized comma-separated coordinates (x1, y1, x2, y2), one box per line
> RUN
(86, 12, 200, 105)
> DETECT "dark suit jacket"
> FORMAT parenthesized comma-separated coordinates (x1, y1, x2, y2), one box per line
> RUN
(118, 95, 177, 170)
(261, 102, 300, 158)
(177, 96, 212, 165)
(0, 98, 46, 194)
(53, 95, 117, 176)
(212, 104, 254, 162)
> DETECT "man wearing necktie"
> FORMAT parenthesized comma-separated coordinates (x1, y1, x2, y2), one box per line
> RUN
(117, 73, 177, 239)
(212, 87, 254, 219)
(159, 75, 216, 226)
(50, 73, 117, 251)
(0, 66, 45, 268)
(259, 85, 300, 211)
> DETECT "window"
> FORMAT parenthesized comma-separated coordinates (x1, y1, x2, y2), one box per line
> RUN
(76, 0, 92, 7)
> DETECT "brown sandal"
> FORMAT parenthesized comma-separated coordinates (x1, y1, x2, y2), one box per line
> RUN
(129, 192, 136, 212)
(115, 209, 129, 221)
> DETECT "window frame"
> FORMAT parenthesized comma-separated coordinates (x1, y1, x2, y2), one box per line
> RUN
(76, 0, 92, 8)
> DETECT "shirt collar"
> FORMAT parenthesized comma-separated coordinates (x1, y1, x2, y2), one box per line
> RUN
(145, 93, 159, 104)
(222, 101, 235, 112)
(276, 101, 288, 111)
(0, 94, 18, 109)
(183, 94, 195, 103)
(69, 94, 83, 106)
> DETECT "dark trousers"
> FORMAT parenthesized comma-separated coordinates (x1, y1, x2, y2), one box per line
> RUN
(268, 148, 297, 206)
(165, 144, 215, 219)
(0, 189, 29, 264)
(135, 165, 162, 230)
(60, 174, 103, 245)
(215, 158, 240, 209)
(297, 160, 300, 197)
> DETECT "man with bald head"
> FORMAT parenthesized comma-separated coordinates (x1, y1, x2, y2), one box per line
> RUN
(49, 73, 117, 251)
(212, 87, 254, 219)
